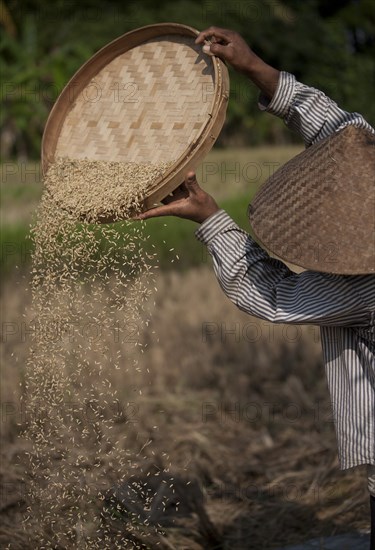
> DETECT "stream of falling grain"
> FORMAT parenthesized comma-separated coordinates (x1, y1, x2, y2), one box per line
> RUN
(22, 158, 172, 548)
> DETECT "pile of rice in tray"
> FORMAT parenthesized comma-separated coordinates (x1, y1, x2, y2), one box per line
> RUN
(44, 156, 174, 222)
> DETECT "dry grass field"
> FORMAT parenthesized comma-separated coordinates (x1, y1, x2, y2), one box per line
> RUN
(1, 268, 371, 549)
(0, 147, 371, 548)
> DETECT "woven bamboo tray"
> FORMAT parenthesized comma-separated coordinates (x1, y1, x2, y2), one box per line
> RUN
(41, 23, 230, 211)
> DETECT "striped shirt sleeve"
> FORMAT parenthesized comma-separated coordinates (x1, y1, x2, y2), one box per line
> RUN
(195, 210, 372, 327)
(258, 71, 374, 146)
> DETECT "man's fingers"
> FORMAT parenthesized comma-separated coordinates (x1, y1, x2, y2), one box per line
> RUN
(134, 202, 182, 220)
(207, 42, 227, 58)
(132, 173, 201, 221)
(162, 183, 189, 204)
(195, 27, 231, 44)
(195, 27, 231, 45)
(184, 171, 199, 194)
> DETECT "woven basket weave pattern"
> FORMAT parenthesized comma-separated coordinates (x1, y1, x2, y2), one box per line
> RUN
(57, 36, 216, 165)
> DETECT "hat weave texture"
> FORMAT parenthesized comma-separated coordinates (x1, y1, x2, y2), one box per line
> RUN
(249, 125, 375, 274)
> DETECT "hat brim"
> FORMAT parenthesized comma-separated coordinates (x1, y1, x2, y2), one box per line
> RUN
(248, 126, 375, 275)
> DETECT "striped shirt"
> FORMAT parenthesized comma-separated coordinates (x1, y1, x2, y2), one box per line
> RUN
(195, 71, 375, 470)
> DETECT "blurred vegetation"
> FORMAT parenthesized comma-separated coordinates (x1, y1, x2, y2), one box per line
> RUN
(0, 191, 256, 275)
(0, 146, 301, 274)
(1, 0, 374, 159)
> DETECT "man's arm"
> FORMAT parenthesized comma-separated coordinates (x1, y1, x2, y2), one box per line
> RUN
(136, 178, 373, 327)
(195, 210, 373, 327)
(196, 27, 374, 146)
(195, 26, 280, 100)
(259, 71, 374, 146)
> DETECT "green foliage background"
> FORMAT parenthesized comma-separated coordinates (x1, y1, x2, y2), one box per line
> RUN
(1, 0, 374, 159)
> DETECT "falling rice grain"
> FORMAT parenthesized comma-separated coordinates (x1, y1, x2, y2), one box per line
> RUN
(22, 156, 174, 548)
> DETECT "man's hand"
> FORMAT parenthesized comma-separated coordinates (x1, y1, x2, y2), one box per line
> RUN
(196, 27, 262, 76)
(196, 27, 280, 100)
(134, 172, 219, 224)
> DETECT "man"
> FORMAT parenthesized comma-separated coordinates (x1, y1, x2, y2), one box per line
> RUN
(136, 27, 375, 546)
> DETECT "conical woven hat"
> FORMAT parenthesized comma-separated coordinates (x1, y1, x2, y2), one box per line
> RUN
(248, 125, 375, 274)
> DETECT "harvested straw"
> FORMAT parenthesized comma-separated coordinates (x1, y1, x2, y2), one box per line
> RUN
(1, 267, 370, 548)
